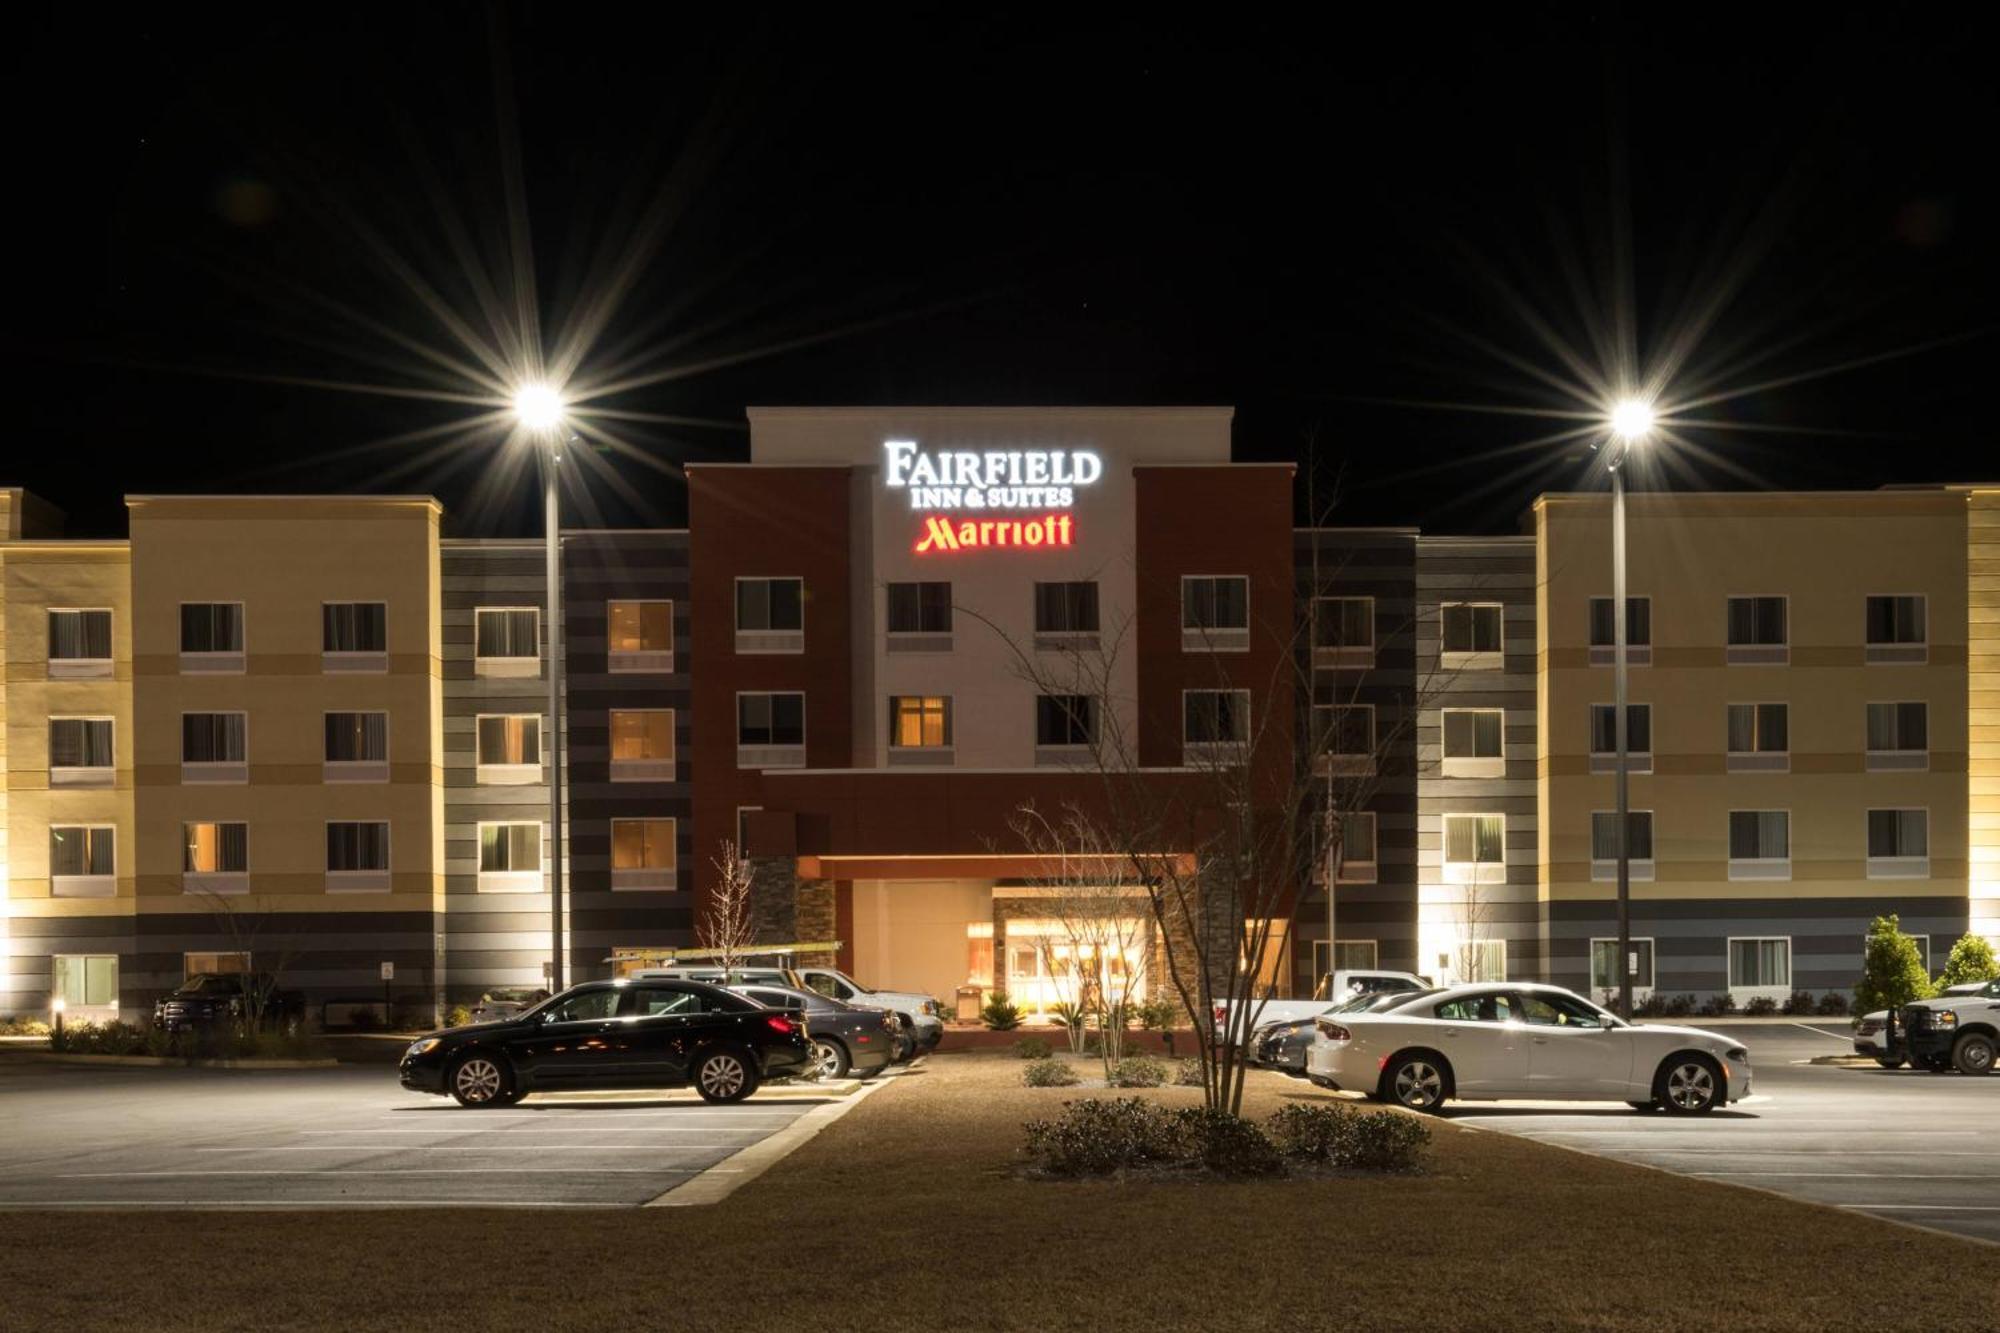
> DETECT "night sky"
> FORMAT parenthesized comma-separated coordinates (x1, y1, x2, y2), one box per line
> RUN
(8, 5, 1997, 537)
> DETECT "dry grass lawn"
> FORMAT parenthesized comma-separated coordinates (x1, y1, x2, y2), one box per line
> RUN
(2, 1052, 1994, 1332)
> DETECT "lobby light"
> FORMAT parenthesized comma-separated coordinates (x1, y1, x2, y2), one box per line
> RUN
(512, 383, 565, 432)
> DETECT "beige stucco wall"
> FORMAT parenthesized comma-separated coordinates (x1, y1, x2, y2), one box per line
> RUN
(849, 877, 992, 999)
(1536, 491, 1969, 904)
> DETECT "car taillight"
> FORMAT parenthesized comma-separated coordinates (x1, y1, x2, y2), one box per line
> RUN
(1315, 1020, 1350, 1042)
(765, 1015, 798, 1036)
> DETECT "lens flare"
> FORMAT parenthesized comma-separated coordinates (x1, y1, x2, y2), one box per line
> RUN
(512, 382, 565, 430)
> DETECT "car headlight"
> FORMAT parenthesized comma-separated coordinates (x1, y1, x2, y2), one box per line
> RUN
(1936, 1010, 1958, 1029)
(406, 1037, 441, 1057)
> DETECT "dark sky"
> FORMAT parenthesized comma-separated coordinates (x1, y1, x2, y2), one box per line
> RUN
(8, 5, 1997, 537)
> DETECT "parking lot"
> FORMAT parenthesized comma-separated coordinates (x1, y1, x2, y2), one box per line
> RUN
(1447, 1020, 2000, 1243)
(0, 1060, 855, 1208)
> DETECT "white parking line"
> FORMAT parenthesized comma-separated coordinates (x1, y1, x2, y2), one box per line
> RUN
(0, 1200, 625, 1209)
(1691, 1172, 2000, 1180)
(57, 1168, 736, 1177)
(299, 1127, 769, 1136)
(1841, 1204, 2000, 1213)
(191, 1145, 726, 1153)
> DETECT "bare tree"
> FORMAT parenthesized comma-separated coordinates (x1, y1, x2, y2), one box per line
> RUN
(699, 840, 759, 975)
(194, 892, 303, 1034)
(1009, 802, 1154, 1071)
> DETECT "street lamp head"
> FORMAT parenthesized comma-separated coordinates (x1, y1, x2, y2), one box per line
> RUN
(1609, 398, 1655, 443)
(512, 382, 565, 432)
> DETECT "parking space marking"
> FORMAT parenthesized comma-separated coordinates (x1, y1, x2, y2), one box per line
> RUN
(298, 1127, 772, 1135)
(58, 1168, 737, 1177)
(1690, 1172, 2000, 1179)
(190, 1145, 737, 1152)
(1842, 1204, 2000, 1213)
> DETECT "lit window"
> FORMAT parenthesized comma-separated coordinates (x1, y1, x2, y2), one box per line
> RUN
(52, 955, 118, 1008)
(184, 822, 249, 874)
(476, 715, 541, 767)
(1443, 814, 1504, 866)
(889, 696, 952, 748)
(612, 818, 677, 890)
(49, 826, 115, 894)
(608, 600, 673, 671)
(610, 710, 676, 779)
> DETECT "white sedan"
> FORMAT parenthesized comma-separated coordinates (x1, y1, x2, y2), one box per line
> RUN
(1305, 982, 1750, 1115)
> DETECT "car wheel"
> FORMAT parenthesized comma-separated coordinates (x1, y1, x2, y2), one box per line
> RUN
(447, 1053, 513, 1108)
(1382, 1053, 1449, 1112)
(694, 1048, 760, 1104)
(892, 1016, 917, 1062)
(1874, 1055, 1906, 1070)
(1656, 1054, 1723, 1115)
(809, 1036, 850, 1080)
(1951, 1032, 1996, 1076)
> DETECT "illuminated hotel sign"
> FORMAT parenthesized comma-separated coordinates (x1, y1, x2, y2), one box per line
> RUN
(883, 440, 1102, 511)
(886, 439, 1099, 554)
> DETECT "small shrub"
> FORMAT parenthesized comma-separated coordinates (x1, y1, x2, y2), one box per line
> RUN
(1816, 991, 1850, 1017)
(347, 1006, 383, 1033)
(1110, 1055, 1167, 1088)
(0, 1014, 52, 1037)
(1696, 992, 1737, 1018)
(1022, 1097, 1189, 1176)
(1266, 1102, 1430, 1171)
(1172, 1108, 1285, 1178)
(443, 1005, 474, 1029)
(1634, 993, 1670, 1018)
(1023, 1057, 1080, 1088)
(1015, 1035, 1053, 1060)
(1049, 1001, 1085, 1031)
(1856, 913, 1935, 1014)
(1663, 993, 1695, 1017)
(1136, 997, 1181, 1031)
(1744, 995, 1779, 1017)
(1173, 1057, 1204, 1087)
(1935, 931, 2000, 988)
(1781, 991, 1816, 1016)
(980, 993, 1022, 1032)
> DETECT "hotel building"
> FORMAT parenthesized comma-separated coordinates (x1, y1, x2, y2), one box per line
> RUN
(1, 419, 1993, 1023)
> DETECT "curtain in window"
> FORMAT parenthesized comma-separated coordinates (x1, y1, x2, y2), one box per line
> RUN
(1730, 939, 1790, 987)
(477, 715, 539, 765)
(325, 712, 387, 762)
(51, 827, 114, 876)
(180, 603, 243, 653)
(327, 822, 389, 871)
(1867, 809, 1927, 858)
(1445, 815, 1503, 864)
(49, 610, 112, 660)
(1337, 813, 1375, 862)
(1866, 595, 1925, 645)
(1444, 710, 1502, 757)
(52, 719, 114, 768)
(476, 609, 539, 658)
(480, 824, 540, 872)
(185, 822, 248, 873)
(1728, 811, 1788, 859)
(323, 603, 386, 652)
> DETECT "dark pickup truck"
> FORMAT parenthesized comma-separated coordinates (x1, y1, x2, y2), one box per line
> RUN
(153, 973, 307, 1032)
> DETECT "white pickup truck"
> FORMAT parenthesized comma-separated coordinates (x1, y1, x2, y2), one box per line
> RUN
(1211, 969, 1429, 1045)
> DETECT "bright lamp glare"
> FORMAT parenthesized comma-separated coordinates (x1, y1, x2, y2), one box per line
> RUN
(1609, 399, 1655, 442)
(512, 383, 565, 431)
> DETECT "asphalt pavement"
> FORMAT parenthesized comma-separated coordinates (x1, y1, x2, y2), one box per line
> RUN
(1444, 1020, 2000, 1244)
(0, 1059, 841, 1208)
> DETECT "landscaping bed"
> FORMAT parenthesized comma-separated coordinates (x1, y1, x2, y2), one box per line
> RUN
(0, 1053, 1994, 1331)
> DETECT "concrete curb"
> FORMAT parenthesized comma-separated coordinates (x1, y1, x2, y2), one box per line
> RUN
(644, 1060, 918, 1208)
(7, 1052, 339, 1070)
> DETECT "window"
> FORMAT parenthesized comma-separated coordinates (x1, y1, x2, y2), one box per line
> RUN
(1517, 991, 1612, 1028)
(1313, 596, 1374, 665)
(1327, 811, 1376, 883)
(1442, 814, 1505, 875)
(1866, 701, 1928, 771)
(889, 696, 952, 749)
(326, 821, 390, 891)
(52, 955, 118, 1010)
(886, 582, 951, 635)
(1456, 940, 1507, 983)
(1434, 990, 1514, 1021)
(1867, 808, 1929, 878)
(49, 718, 114, 785)
(1034, 581, 1099, 635)
(1036, 694, 1097, 747)
(610, 709, 676, 780)
(735, 577, 804, 651)
(1314, 703, 1374, 774)
(1726, 595, 1788, 663)
(474, 608, 540, 675)
(185, 951, 250, 977)
(1183, 690, 1251, 746)
(180, 602, 245, 671)
(1440, 602, 1503, 660)
(1590, 811, 1655, 881)
(49, 826, 114, 896)
(1591, 938, 1656, 991)
(736, 694, 804, 746)
(184, 821, 249, 886)
(1728, 810, 1790, 880)
(47, 609, 112, 677)
(323, 602, 387, 671)
(182, 712, 248, 771)
(478, 822, 543, 888)
(1441, 708, 1504, 777)
(545, 989, 622, 1024)
(1312, 939, 1380, 983)
(607, 600, 673, 672)
(475, 715, 541, 782)
(735, 807, 761, 854)
(324, 712, 389, 780)
(1865, 594, 1926, 663)
(1588, 596, 1651, 665)
(1728, 938, 1791, 991)
(1726, 703, 1789, 771)
(1588, 703, 1652, 772)
(611, 818, 677, 890)
(1182, 575, 1249, 650)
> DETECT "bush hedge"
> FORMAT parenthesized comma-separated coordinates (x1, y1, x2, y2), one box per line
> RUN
(1022, 1097, 1431, 1180)
(51, 1021, 323, 1061)
(1266, 1103, 1430, 1171)
(1109, 1055, 1168, 1087)
(1023, 1057, 1080, 1088)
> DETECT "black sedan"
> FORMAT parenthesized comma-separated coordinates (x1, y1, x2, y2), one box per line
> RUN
(731, 982, 896, 1080)
(399, 979, 810, 1107)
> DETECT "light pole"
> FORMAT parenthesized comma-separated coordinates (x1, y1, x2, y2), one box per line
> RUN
(514, 383, 567, 993)
(1607, 398, 1653, 1019)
